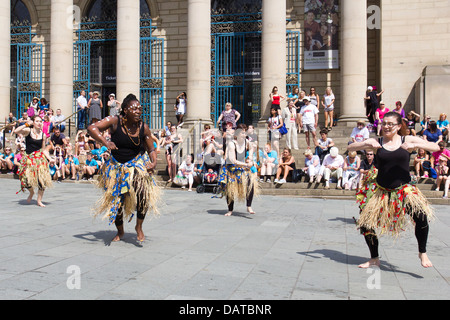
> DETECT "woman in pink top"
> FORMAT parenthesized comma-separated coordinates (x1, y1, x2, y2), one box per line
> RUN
(42, 115, 51, 138)
(375, 101, 390, 136)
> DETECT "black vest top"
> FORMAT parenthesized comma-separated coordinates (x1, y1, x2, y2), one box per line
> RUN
(110, 116, 145, 163)
(25, 131, 44, 154)
(375, 136, 411, 189)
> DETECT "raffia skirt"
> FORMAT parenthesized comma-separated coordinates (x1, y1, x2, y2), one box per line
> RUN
(17, 150, 52, 193)
(356, 167, 434, 238)
(93, 152, 161, 225)
(218, 164, 260, 204)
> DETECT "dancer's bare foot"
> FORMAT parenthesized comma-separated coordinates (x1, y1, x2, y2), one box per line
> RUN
(225, 211, 233, 216)
(112, 231, 124, 242)
(419, 253, 433, 268)
(26, 189, 34, 204)
(37, 201, 46, 207)
(247, 207, 255, 214)
(135, 224, 145, 243)
(358, 258, 380, 268)
(112, 225, 124, 242)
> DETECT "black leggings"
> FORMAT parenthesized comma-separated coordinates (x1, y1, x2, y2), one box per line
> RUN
(361, 210, 429, 258)
(114, 176, 147, 227)
(226, 186, 254, 212)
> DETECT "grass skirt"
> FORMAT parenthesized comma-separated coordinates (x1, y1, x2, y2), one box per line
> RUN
(218, 164, 260, 205)
(356, 167, 434, 238)
(94, 152, 161, 225)
(17, 150, 52, 193)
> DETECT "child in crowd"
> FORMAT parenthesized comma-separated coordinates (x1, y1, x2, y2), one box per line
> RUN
(435, 156, 449, 191)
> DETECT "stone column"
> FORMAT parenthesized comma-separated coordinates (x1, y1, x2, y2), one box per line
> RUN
(260, 0, 286, 121)
(339, 0, 368, 125)
(185, 0, 212, 125)
(0, 0, 10, 120)
(50, 0, 74, 120)
(116, 0, 140, 102)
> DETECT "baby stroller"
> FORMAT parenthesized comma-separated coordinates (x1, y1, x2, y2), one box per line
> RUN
(196, 159, 221, 194)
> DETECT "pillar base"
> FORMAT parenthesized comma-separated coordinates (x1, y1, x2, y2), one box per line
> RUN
(338, 114, 368, 126)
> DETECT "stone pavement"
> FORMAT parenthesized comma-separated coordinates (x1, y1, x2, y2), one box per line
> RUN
(0, 178, 449, 301)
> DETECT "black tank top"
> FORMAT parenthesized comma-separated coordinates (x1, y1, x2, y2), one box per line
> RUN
(376, 136, 411, 189)
(110, 116, 145, 163)
(25, 131, 44, 154)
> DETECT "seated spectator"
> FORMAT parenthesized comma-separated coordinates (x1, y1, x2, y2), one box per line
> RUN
(50, 127, 69, 150)
(13, 146, 26, 174)
(0, 147, 15, 173)
(14, 133, 25, 150)
(443, 170, 450, 199)
(349, 120, 370, 144)
(422, 121, 442, 144)
(203, 126, 224, 156)
(64, 153, 80, 180)
(4, 113, 17, 134)
(42, 115, 51, 138)
(259, 143, 278, 183)
(274, 148, 295, 184)
(359, 149, 377, 188)
(435, 156, 448, 191)
(82, 152, 98, 180)
(317, 147, 344, 190)
(419, 114, 431, 136)
(437, 113, 449, 143)
(50, 108, 66, 132)
(48, 157, 60, 181)
(175, 154, 196, 191)
(90, 142, 108, 159)
(405, 111, 420, 136)
(374, 102, 390, 136)
(314, 128, 334, 163)
(75, 130, 89, 156)
(343, 151, 361, 190)
(303, 149, 321, 183)
(413, 148, 430, 178)
(431, 141, 450, 170)
(17, 112, 29, 127)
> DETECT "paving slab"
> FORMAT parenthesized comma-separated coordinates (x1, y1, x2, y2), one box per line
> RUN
(0, 178, 448, 301)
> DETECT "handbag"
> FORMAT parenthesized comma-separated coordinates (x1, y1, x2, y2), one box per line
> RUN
(173, 174, 188, 186)
(279, 123, 288, 136)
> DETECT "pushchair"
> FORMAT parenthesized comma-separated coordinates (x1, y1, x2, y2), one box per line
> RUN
(196, 160, 221, 194)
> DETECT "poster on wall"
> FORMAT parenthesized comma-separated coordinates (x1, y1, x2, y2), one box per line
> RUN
(304, 0, 339, 70)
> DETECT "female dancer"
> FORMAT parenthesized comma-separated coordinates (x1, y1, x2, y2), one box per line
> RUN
(218, 124, 260, 216)
(348, 111, 439, 268)
(88, 93, 161, 243)
(13, 115, 52, 207)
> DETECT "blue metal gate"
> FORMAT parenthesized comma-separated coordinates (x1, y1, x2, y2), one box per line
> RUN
(286, 30, 301, 94)
(211, 34, 246, 123)
(16, 43, 43, 116)
(73, 18, 165, 129)
(73, 40, 91, 109)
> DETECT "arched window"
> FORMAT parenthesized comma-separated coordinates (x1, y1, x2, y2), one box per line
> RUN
(11, 0, 31, 24)
(84, 0, 151, 21)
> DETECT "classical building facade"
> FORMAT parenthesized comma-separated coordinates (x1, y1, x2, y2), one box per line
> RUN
(1, 0, 449, 129)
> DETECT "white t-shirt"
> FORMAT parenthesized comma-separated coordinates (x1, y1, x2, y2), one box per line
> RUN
(300, 104, 319, 124)
(350, 127, 369, 142)
(177, 98, 186, 114)
(322, 154, 344, 168)
(323, 94, 335, 109)
(77, 95, 88, 108)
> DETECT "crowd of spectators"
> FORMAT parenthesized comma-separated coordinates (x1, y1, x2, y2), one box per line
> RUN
(2, 90, 450, 199)
(1, 94, 115, 182)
